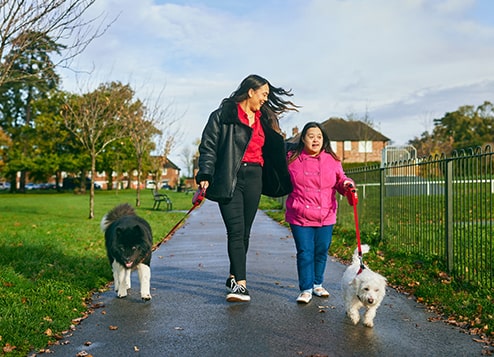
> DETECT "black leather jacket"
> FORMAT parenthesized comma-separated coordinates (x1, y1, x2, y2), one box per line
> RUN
(195, 101, 292, 203)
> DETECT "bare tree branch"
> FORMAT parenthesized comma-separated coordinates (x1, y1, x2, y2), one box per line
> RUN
(0, 0, 116, 86)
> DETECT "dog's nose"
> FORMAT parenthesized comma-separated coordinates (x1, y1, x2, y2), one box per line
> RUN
(368, 298, 374, 304)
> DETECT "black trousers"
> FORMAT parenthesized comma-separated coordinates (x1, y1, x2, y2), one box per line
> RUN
(218, 163, 262, 282)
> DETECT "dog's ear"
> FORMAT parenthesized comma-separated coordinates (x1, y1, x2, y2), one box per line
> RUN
(132, 225, 143, 235)
(350, 277, 360, 289)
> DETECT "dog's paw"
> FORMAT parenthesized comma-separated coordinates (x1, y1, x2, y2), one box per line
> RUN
(116, 290, 128, 298)
(347, 310, 360, 325)
(141, 294, 152, 301)
(363, 319, 374, 328)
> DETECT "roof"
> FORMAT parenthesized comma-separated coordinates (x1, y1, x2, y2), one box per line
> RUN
(164, 158, 180, 170)
(287, 117, 390, 143)
(150, 156, 181, 170)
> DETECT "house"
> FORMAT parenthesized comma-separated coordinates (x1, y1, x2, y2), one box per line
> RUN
(286, 118, 390, 163)
(144, 157, 181, 190)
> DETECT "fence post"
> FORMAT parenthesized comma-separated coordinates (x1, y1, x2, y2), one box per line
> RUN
(380, 167, 385, 243)
(445, 159, 454, 273)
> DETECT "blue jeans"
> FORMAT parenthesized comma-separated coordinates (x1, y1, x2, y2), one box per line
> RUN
(290, 224, 334, 292)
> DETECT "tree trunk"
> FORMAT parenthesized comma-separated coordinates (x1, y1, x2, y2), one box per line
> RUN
(89, 154, 96, 219)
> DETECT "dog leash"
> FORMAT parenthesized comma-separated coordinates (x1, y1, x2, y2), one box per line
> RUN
(151, 187, 206, 252)
(346, 183, 365, 274)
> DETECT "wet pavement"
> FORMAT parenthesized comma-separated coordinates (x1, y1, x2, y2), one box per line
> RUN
(48, 200, 484, 356)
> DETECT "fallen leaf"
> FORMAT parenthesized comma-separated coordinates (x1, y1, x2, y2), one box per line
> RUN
(2, 343, 16, 353)
(109, 325, 118, 330)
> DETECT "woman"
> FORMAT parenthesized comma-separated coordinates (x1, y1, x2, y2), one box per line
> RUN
(286, 122, 354, 304)
(195, 74, 298, 302)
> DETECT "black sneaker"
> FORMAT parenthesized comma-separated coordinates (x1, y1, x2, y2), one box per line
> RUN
(226, 283, 251, 302)
(226, 276, 236, 293)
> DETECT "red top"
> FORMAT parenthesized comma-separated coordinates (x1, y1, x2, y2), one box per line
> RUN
(237, 104, 265, 166)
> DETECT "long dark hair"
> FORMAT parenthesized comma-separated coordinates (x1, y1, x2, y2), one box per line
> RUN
(288, 121, 340, 164)
(221, 74, 299, 131)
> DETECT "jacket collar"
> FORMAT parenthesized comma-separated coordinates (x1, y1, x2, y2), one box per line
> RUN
(300, 149, 322, 160)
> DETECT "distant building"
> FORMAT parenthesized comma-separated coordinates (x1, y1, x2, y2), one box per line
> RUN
(287, 118, 390, 163)
(92, 156, 181, 190)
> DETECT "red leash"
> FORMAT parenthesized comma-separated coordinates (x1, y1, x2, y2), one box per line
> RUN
(346, 184, 365, 274)
(152, 188, 206, 252)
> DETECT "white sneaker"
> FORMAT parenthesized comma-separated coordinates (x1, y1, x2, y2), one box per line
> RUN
(296, 291, 312, 304)
(313, 286, 330, 297)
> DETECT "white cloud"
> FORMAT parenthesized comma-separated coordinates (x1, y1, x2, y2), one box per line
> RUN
(59, 0, 494, 165)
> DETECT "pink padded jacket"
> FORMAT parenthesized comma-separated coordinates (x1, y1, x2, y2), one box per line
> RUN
(285, 150, 352, 227)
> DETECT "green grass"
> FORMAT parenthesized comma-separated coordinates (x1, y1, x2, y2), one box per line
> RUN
(260, 198, 494, 347)
(0, 189, 194, 356)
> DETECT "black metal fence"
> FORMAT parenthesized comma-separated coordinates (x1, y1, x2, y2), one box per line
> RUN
(338, 145, 493, 289)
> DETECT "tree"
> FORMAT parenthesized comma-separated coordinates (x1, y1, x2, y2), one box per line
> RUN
(61, 81, 137, 219)
(180, 146, 193, 178)
(0, 31, 62, 191)
(0, 0, 113, 86)
(31, 90, 79, 189)
(126, 103, 160, 207)
(99, 138, 136, 191)
(408, 101, 494, 156)
(408, 130, 453, 158)
(142, 89, 182, 198)
(0, 126, 11, 177)
(180, 138, 200, 178)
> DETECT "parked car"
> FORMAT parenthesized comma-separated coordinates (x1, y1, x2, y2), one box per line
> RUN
(25, 183, 41, 190)
(63, 177, 101, 190)
(40, 183, 57, 190)
(0, 182, 11, 190)
(161, 183, 172, 190)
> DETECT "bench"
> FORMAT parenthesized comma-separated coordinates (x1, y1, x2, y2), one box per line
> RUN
(152, 190, 173, 211)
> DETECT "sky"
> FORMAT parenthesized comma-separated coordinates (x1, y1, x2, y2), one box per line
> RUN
(59, 0, 494, 167)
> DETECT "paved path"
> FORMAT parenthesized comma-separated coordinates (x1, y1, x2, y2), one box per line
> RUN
(49, 200, 483, 356)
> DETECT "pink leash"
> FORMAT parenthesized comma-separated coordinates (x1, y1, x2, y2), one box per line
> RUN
(346, 184, 365, 274)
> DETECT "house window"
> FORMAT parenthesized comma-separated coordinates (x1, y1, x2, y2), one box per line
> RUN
(358, 141, 373, 153)
(330, 141, 337, 153)
(344, 141, 352, 151)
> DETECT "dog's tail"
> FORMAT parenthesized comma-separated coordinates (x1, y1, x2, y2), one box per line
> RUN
(352, 244, 370, 264)
(100, 203, 136, 232)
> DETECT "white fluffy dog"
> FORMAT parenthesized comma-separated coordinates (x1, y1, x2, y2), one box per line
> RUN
(341, 244, 387, 327)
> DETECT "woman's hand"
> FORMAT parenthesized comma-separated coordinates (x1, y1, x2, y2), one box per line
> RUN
(343, 180, 354, 190)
